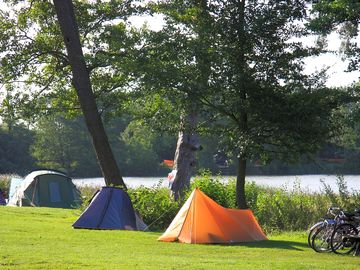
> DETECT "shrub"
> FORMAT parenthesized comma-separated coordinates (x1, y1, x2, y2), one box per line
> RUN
(253, 184, 328, 233)
(75, 175, 359, 233)
(189, 171, 236, 208)
(128, 182, 182, 231)
(76, 185, 101, 212)
(320, 175, 360, 210)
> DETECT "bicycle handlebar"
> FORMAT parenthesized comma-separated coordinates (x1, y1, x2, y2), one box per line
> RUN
(327, 206, 341, 217)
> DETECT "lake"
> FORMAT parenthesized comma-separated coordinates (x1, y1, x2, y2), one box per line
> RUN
(73, 174, 360, 193)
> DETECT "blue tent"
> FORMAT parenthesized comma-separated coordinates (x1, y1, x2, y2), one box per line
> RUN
(73, 187, 137, 230)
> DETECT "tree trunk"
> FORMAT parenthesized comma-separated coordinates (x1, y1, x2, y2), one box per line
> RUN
(236, 156, 248, 209)
(170, 102, 200, 200)
(236, 0, 248, 209)
(170, 0, 212, 200)
(53, 0, 126, 188)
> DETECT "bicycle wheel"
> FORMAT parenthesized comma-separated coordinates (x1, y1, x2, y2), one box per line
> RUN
(330, 223, 358, 255)
(311, 225, 334, 252)
(308, 221, 324, 248)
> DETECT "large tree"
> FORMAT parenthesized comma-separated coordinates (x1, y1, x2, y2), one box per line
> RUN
(161, 0, 210, 199)
(199, 0, 357, 208)
(137, 0, 356, 208)
(0, 0, 138, 187)
(128, 0, 215, 199)
(52, 0, 126, 187)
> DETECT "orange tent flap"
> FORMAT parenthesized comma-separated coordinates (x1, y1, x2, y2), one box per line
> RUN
(157, 190, 195, 242)
(163, 160, 174, 168)
(158, 189, 267, 244)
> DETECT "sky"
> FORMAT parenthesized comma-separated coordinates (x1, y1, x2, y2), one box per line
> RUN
(303, 32, 360, 87)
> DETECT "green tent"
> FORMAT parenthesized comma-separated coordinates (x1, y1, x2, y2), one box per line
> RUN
(8, 170, 81, 208)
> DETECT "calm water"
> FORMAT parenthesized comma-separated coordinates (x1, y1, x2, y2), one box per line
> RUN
(73, 174, 360, 193)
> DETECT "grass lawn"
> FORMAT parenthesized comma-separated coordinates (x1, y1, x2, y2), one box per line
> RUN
(0, 206, 359, 269)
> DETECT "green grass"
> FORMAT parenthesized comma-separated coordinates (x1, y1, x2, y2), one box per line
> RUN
(0, 206, 358, 269)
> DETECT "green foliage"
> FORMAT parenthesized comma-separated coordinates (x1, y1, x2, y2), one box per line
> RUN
(0, 174, 16, 197)
(189, 170, 236, 208)
(31, 114, 100, 176)
(253, 183, 327, 233)
(76, 185, 99, 212)
(0, 114, 173, 178)
(120, 121, 167, 176)
(310, 0, 360, 72)
(88, 174, 360, 233)
(128, 183, 182, 231)
(142, 0, 354, 163)
(0, 124, 35, 175)
(2, 116, 360, 177)
(320, 175, 360, 210)
(137, 0, 359, 207)
(1, 1, 360, 185)
(249, 177, 359, 232)
(0, 0, 140, 122)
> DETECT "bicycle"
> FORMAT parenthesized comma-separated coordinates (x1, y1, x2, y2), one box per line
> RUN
(330, 209, 360, 255)
(309, 207, 342, 252)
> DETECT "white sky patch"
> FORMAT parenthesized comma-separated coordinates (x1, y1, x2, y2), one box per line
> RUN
(303, 32, 360, 87)
(304, 53, 360, 87)
(128, 13, 165, 32)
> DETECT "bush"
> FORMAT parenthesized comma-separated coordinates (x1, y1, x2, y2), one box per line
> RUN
(76, 185, 101, 212)
(75, 175, 360, 233)
(320, 175, 360, 210)
(252, 184, 329, 233)
(128, 182, 182, 231)
(189, 171, 236, 208)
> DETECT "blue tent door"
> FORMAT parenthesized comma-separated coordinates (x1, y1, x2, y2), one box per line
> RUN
(49, 182, 62, 203)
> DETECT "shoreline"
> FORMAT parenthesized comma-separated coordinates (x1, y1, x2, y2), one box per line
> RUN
(73, 174, 360, 192)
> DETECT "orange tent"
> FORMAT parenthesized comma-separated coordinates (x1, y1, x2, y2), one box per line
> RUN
(158, 189, 267, 244)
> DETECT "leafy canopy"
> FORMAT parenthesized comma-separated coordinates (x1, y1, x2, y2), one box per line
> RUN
(135, 0, 357, 165)
(0, 0, 139, 122)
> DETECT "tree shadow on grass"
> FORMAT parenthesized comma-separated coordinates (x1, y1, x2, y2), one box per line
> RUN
(220, 240, 308, 251)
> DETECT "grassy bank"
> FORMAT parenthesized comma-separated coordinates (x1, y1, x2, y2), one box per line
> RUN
(0, 206, 359, 269)
(2, 173, 360, 233)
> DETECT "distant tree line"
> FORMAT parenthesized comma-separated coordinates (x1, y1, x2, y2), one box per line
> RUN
(1, 115, 360, 178)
